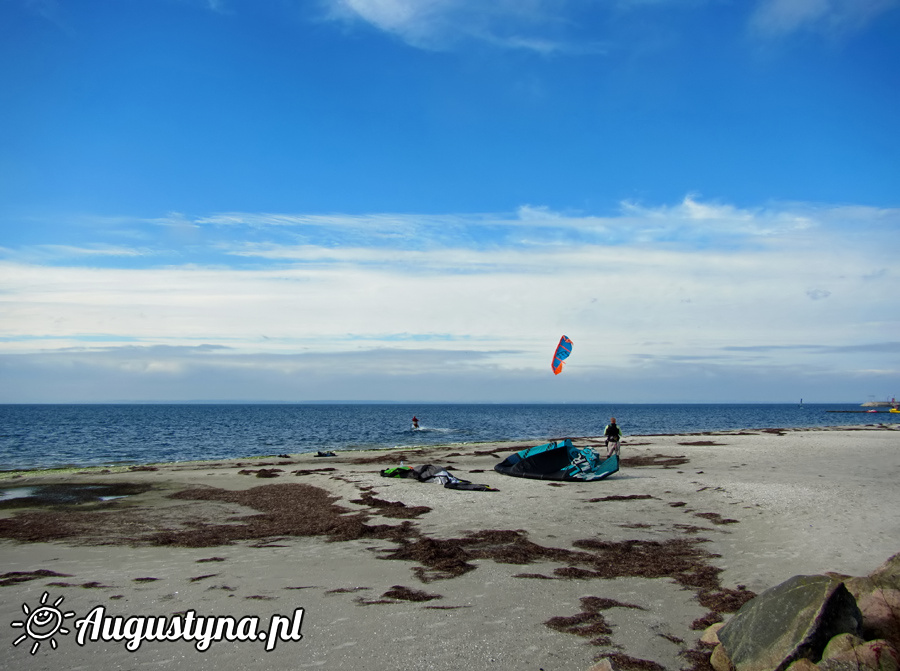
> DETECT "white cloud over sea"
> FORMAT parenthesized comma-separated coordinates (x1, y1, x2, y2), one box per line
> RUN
(1, 197, 897, 402)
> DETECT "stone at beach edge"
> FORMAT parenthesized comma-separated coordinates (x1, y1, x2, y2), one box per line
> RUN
(870, 553, 900, 588)
(844, 552, 900, 645)
(702, 622, 726, 645)
(718, 574, 862, 671)
(818, 639, 900, 671)
(820, 632, 866, 660)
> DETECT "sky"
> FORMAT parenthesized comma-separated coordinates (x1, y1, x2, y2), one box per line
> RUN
(0, 0, 898, 404)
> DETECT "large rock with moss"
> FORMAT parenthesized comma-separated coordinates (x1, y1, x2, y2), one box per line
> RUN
(844, 553, 900, 646)
(871, 553, 900, 589)
(718, 575, 863, 671)
(819, 639, 900, 671)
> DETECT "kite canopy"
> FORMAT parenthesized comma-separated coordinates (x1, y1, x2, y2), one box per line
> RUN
(494, 439, 619, 482)
(552, 335, 573, 375)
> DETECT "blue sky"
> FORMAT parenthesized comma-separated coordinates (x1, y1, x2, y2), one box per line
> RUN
(1, 0, 898, 403)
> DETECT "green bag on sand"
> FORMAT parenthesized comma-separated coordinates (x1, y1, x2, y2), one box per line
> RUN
(380, 466, 414, 478)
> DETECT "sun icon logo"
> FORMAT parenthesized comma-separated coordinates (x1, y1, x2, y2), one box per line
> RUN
(10, 591, 76, 655)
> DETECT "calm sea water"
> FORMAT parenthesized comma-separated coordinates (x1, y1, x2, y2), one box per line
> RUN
(0, 403, 896, 471)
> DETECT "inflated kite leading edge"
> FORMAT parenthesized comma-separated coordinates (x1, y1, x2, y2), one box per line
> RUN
(551, 335, 573, 375)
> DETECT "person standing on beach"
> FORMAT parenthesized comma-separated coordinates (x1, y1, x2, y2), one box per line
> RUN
(604, 417, 621, 457)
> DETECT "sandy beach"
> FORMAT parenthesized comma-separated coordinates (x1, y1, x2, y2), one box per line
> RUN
(1, 425, 898, 671)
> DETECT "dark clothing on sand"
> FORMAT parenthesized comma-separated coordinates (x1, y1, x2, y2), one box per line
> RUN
(604, 423, 621, 441)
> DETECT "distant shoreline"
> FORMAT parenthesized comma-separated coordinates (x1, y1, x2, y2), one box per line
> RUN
(2, 422, 897, 478)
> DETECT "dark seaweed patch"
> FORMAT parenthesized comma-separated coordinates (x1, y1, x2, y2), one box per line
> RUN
(291, 468, 338, 476)
(381, 585, 442, 602)
(621, 454, 689, 468)
(545, 596, 614, 645)
(238, 469, 282, 478)
(0, 569, 73, 587)
(693, 512, 739, 525)
(349, 492, 431, 519)
(588, 495, 655, 502)
(595, 653, 666, 670)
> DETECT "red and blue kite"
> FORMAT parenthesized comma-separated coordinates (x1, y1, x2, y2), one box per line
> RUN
(551, 335, 573, 375)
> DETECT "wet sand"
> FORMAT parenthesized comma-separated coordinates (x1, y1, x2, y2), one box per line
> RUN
(1, 425, 898, 671)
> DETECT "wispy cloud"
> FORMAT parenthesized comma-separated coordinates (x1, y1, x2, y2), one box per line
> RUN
(322, 0, 900, 54)
(750, 0, 899, 37)
(322, 0, 605, 53)
(193, 196, 873, 255)
(723, 342, 900, 354)
(39, 244, 149, 258)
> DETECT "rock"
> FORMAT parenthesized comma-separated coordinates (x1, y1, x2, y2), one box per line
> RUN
(844, 576, 900, 645)
(825, 572, 852, 581)
(702, 622, 727, 645)
(823, 639, 899, 671)
(718, 575, 863, 671)
(856, 589, 900, 645)
(870, 553, 900, 589)
(711, 643, 735, 671)
(587, 661, 615, 671)
(822, 633, 866, 660)
(844, 576, 877, 601)
(785, 660, 820, 671)
(817, 660, 869, 671)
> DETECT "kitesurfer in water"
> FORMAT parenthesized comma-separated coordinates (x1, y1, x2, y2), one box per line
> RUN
(604, 417, 621, 456)
(412, 416, 419, 430)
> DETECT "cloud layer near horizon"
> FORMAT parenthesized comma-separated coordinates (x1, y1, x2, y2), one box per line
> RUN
(1, 197, 897, 402)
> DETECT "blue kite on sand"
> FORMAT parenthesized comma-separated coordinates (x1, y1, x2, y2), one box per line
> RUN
(494, 439, 619, 482)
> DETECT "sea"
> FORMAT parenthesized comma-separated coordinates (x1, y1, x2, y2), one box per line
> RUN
(0, 403, 897, 472)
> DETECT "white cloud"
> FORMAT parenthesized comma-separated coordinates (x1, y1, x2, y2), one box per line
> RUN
(38, 244, 148, 258)
(322, 0, 597, 53)
(322, 0, 900, 54)
(1, 197, 897, 401)
(751, 0, 899, 37)
(620, 196, 814, 237)
(193, 197, 883, 255)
